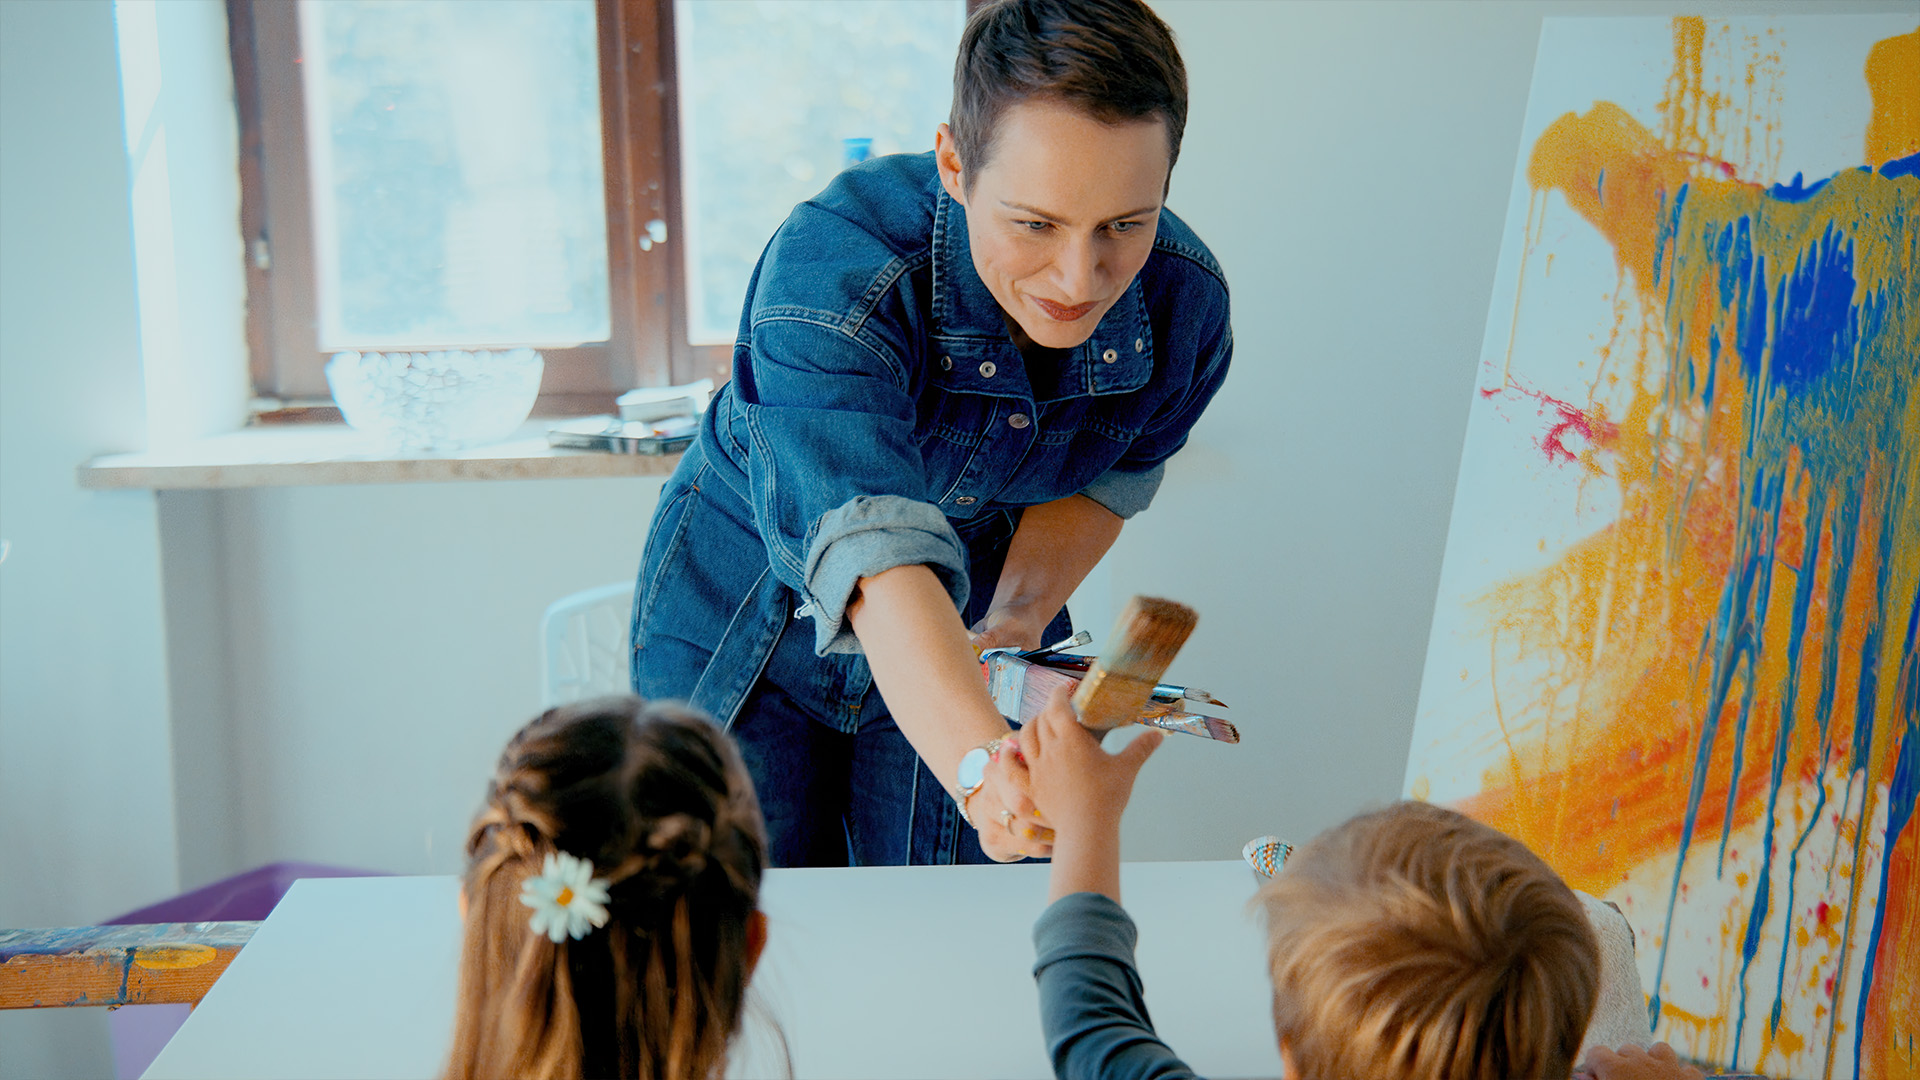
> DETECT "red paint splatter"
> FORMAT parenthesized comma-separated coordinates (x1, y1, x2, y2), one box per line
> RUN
(1477, 379, 1621, 466)
(1825, 975, 1836, 998)
(1817, 901, 1832, 924)
(1703, 975, 1711, 988)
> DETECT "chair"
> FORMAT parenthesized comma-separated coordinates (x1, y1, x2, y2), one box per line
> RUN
(540, 581, 636, 707)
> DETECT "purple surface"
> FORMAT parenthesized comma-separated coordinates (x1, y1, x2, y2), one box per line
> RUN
(108, 861, 386, 925)
(107, 861, 384, 1080)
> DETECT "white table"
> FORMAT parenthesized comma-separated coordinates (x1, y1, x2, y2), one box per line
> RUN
(145, 860, 1283, 1079)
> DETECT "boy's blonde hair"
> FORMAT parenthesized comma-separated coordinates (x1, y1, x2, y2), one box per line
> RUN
(1257, 801, 1598, 1080)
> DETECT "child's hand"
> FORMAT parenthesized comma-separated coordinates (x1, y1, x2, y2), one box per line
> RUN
(1574, 1043, 1705, 1080)
(1019, 683, 1162, 901)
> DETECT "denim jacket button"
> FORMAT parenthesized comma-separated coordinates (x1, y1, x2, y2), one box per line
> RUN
(1008, 413, 1030, 429)
(1102, 348, 1118, 363)
(1134, 338, 1145, 352)
(954, 495, 977, 505)
(941, 356, 953, 371)
(979, 361, 997, 378)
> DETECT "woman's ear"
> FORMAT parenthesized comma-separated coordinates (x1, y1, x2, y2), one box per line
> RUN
(745, 909, 768, 977)
(934, 123, 967, 204)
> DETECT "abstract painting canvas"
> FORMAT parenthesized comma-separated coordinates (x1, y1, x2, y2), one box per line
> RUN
(1407, 16, 1917, 1079)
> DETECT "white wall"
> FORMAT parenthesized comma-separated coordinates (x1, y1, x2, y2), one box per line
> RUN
(0, 2, 176, 1076)
(163, 479, 661, 886)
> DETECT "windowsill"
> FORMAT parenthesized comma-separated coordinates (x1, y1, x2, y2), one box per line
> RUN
(78, 421, 684, 490)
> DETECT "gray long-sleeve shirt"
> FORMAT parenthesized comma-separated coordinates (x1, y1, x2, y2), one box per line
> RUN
(1032, 892, 1203, 1080)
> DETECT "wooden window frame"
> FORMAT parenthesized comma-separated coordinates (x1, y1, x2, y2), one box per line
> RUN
(228, 0, 729, 420)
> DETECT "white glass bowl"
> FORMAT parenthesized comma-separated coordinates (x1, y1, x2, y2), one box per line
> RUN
(326, 348, 544, 451)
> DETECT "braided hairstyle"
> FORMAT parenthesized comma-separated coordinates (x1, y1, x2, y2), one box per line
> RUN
(444, 696, 767, 1080)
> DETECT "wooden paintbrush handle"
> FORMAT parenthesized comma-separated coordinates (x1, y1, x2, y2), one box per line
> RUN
(1072, 596, 1198, 731)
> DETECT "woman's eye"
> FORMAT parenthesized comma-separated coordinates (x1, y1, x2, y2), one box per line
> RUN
(1017, 220, 1051, 232)
(1108, 221, 1140, 234)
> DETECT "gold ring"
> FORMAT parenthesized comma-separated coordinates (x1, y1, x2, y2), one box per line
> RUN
(1000, 809, 1017, 834)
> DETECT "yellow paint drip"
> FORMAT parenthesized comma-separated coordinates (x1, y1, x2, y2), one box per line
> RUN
(132, 943, 216, 970)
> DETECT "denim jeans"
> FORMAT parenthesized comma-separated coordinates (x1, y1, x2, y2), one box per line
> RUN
(728, 662, 986, 867)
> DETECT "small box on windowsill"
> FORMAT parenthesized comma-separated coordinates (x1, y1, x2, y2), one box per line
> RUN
(616, 379, 714, 423)
(546, 415, 697, 455)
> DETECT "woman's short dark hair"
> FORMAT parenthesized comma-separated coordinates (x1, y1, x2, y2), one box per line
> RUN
(950, 0, 1188, 189)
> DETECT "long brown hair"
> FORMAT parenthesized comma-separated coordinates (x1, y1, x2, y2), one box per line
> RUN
(445, 696, 767, 1080)
(1257, 801, 1599, 1080)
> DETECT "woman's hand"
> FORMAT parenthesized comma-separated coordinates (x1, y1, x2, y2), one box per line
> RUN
(968, 605, 1049, 654)
(966, 737, 1054, 862)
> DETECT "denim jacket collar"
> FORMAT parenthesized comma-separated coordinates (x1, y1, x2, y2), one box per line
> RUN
(930, 187, 1155, 404)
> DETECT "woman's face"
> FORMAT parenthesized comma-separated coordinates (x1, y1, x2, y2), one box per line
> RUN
(936, 100, 1170, 352)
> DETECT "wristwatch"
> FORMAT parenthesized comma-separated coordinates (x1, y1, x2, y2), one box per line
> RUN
(953, 737, 1005, 828)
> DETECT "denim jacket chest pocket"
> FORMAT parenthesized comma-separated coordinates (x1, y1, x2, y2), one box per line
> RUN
(912, 336, 1159, 514)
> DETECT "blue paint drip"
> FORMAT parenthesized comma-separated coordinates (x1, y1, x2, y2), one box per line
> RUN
(1655, 185, 1692, 290)
(1764, 225, 1857, 389)
(1715, 216, 1756, 306)
(1737, 486, 1828, 1049)
(1649, 637, 1733, 1032)
(1769, 171, 1832, 203)
(1738, 254, 1770, 381)
(1718, 467, 1786, 876)
(1880, 151, 1920, 180)
(1706, 326, 1721, 406)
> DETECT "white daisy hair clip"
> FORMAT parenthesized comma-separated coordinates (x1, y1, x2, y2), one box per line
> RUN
(519, 851, 613, 943)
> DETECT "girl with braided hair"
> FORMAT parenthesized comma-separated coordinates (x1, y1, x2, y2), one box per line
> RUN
(444, 695, 775, 1080)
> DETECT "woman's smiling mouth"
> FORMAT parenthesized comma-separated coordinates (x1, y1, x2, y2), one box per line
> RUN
(1033, 297, 1098, 321)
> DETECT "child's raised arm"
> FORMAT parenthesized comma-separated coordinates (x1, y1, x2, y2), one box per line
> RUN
(1021, 684, 1194, 1079)
(1019, 684, 1163, 903)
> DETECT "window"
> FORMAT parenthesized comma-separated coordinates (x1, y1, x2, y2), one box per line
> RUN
(229, 0, 964, 418)
(231, 0, 706, 416)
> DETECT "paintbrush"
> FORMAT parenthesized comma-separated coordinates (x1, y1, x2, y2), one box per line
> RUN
(979, 651, 1240, 743)
(1071, 596, 1198, 732)
(1025, 654, 1226, 707)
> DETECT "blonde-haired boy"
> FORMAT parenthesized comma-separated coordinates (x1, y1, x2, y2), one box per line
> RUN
(1019, 687, 1699, 1080)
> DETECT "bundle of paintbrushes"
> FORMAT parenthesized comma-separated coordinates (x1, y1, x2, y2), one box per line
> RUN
(979, 596, 1239, 744)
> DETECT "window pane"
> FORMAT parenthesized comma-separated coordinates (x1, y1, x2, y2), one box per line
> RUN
(676, 0, 965, 345)
(300, 0, 609, 350)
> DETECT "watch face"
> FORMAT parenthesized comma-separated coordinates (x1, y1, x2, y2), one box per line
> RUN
(956, 746, 990, 793)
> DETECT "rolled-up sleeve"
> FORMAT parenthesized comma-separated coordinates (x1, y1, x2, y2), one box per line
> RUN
(735, 286, 968, 654)
(800, 494, 967, 654)
(1078, 462, 1166, 520)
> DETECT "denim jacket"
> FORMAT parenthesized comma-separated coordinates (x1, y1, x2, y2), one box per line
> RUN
(632, 152, 1230, 730)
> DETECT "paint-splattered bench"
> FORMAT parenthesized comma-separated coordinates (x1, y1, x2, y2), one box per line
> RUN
(0, 922, 257, 1008)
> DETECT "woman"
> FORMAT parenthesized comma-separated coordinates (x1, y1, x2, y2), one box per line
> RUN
(631, 0, 1230, 867)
